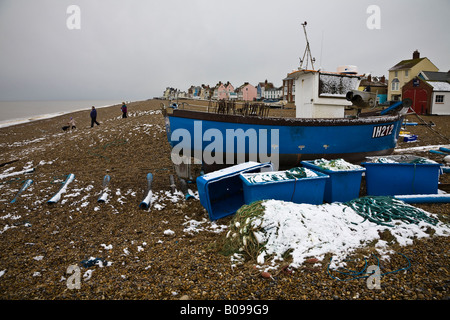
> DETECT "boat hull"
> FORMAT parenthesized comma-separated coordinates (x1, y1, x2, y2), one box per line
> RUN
(165, 109, 404, 171)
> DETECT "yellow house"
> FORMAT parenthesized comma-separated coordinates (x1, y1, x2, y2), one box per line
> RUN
(388, 50, 438, 101)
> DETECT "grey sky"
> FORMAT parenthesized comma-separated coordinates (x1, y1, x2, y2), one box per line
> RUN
(0, 0, 449, 101)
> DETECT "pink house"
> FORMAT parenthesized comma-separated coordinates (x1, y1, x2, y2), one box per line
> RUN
(213, 81, 235, 100)
(236, 82, 257, 101)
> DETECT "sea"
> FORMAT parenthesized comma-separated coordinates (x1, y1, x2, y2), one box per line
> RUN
(0, 100, 123, 128)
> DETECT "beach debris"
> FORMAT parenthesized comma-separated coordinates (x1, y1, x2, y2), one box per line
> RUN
(403, 134, 418, 142)
(0, 168, 35, 180)
(169, 174, 176, 194)
(439, 147, 450, 154)
(47, 173, 75, 204)
(80, 257, 108, 268)
(327, 252, 411, 282)
(0, 159, 19, 168)
(444, 155, 450, 164)
(139, 173, 153, 209)
(97, 175, 111, 203)
(179, 178, 195, 200)
(394, 194, 450, 204)
(429, 149, 448, 155)
(10, 179, 33, 204)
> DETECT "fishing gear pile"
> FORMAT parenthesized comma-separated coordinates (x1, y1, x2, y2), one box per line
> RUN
(345, 196, 439, 227)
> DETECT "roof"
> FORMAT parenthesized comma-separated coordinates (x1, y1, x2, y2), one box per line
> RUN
(287, 69, 361, 79)
(389, 57, 432, 71)
(419, 71, 450, 82)
(428, 81, 450, 92)
(360, 77, 387, 87)
(389, 58, 424, 71)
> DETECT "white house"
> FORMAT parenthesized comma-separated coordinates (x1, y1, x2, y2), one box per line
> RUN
(429, 82, 450, 115)
(264, 87, 283, 100)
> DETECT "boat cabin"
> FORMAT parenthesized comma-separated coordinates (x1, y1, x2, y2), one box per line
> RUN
(289, 68, 361, 119)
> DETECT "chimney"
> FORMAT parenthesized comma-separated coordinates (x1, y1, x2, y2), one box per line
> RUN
(413, 50, 420, 59)
(381, 75, 386, 83)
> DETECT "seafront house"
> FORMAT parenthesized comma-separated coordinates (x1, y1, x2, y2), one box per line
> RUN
(212, 81, 235, 100)
(402, 70, 450, 115)
(235, 82, 257, 101)
(187, 85, 202, 98)
(199, 85, 212, 100)
(256, 80, 274, 100)
(282, 74, 295, 103)
(387, 50, 439, 101)
(264, 86, 283, 101)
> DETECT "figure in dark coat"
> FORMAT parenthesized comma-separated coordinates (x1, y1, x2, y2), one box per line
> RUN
(90, 106, 100, 127)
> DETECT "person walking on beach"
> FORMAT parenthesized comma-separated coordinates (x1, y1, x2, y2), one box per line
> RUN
(90, 106, 100, 127)
(121, 102, 128, 118)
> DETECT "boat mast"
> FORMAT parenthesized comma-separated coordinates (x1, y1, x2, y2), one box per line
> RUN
(299, 21, 315, 70)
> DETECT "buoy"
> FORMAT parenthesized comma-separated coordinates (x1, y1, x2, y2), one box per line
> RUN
(139, 173, 153, 209)
(48, 174, 75, 204)
(97, 175, 111, 203)
(10, 179, 33, 204)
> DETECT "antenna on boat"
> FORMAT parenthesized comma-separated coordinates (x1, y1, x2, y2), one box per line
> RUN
(299, 21, 316, 70)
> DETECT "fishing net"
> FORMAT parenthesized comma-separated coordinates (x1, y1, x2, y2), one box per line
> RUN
(311, 158, 363, 171)
(241, 167, 317, 184)
(218, 201, 267, 261)
(344, 196, 439, 227)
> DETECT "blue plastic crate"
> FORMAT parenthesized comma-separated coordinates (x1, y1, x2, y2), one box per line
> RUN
(239, 168, 329, 205)
(196, 162, 274, 220)
(362, 156, 441, 196)
(301, 160, 365, 203)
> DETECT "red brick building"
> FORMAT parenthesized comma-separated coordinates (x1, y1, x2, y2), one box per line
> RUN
(402, 71, 450, 115)
(402, 77, 434, 115)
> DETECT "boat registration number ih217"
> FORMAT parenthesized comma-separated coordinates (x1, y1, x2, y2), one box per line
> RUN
(372, 124, 395, 138)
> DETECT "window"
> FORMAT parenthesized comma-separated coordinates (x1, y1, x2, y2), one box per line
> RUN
(405, 70, 409, 77)
(391, 78, 400, 91)
(318, 73, 359, 98)
(435, 95, 444, 103)
(395, 71, 398, 77)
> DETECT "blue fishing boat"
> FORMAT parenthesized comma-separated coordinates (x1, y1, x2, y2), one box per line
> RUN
(163, 69, 410, 172)
(163, 23, 411, 172)
(163, 102, 409, 172)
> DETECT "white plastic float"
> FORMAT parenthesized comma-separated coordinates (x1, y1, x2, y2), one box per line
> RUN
(139, 173, 153, 209)
(10, 179, 33, 203)
(47, 174, 75, 204)
(97, 175, 111, 203)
